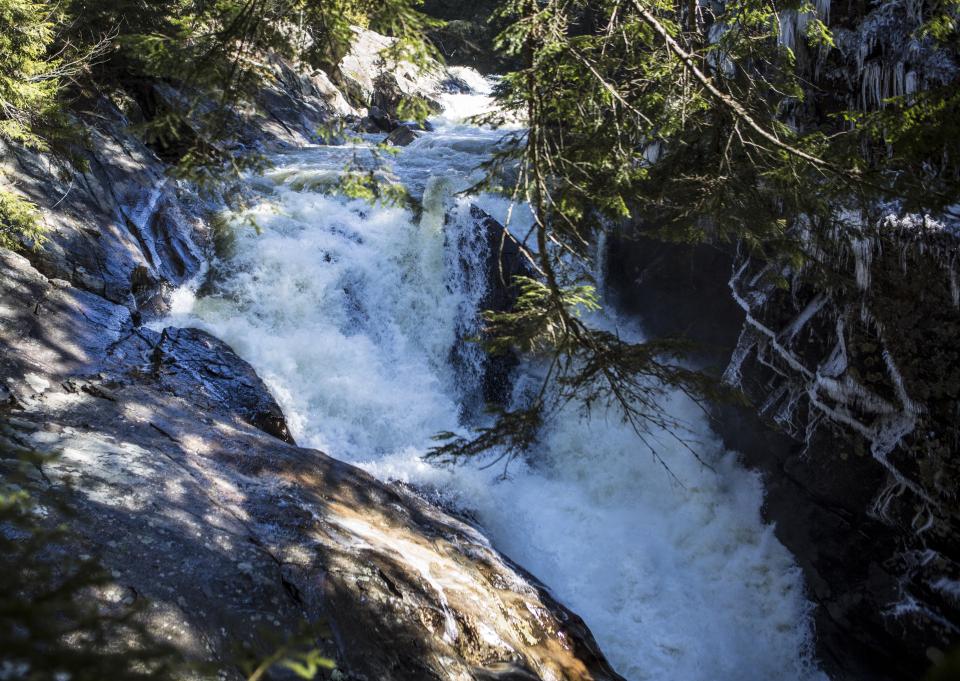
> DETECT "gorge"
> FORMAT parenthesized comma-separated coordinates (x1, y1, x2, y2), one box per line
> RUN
(1, 2, 958, 681)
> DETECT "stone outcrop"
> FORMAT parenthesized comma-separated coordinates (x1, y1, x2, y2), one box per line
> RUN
(0, 245, 622, 680)
(0, 112, 202, 307)
(338, 26, 466, 117)
(0, 30, 625, 681)
(150, 327, 296, 445)
(251, 54, 361, 146)
(386, 124, 419, 147)
(606, 223, 960, 681)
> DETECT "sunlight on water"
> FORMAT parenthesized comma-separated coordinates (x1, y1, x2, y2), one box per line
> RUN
(161, 70, 826, 681)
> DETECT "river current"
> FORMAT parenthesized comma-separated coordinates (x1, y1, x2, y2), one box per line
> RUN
(163, 68, 826, 681)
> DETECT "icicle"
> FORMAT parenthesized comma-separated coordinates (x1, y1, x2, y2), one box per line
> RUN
(885, 593, 959, 632)
(894, 62, 907, 97)
(857, 28, 877, 74)
(905, 69, 919, 96)
(778, 10, 798, 51)
(905, 0, 925, 23)
(815, 0, 831, 25)
(931, 577, 960, 601)
(949, 259, 959, 309)
(759, 383, 790, 417)
(706, 22, 737, 76)
(643, 141, 662, 164)
(593, 228, 608, 294)
(850, 236, 874, 290)
(861, 62, 883, 109)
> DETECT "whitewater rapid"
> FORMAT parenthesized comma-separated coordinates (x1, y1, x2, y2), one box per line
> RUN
(163, 68, 825, 681)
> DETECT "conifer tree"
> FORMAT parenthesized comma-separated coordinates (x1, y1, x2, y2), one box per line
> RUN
(431, 0, 960, 469)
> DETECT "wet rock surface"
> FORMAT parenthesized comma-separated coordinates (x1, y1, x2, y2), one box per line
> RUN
(471, 206, 533, 406)
(386, 125, 419, 147)
(0, 113, 203, 306)
(447, 206, 534, 408)
(0, 243, 623, 680)
(606, 228, 960, 681)
(0, 40, 626, 678)
(150, 327, 296, 445)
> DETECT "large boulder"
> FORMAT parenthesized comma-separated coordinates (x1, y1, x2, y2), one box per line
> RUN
(0, 249, 292, 444)
(338, 27, 455, 117)
(149, 327, 295, 444)
(0, 242, 624, 680)
(386, 124, 419, 147)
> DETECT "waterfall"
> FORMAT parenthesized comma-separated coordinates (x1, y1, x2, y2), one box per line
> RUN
(162, 71, 826, 681)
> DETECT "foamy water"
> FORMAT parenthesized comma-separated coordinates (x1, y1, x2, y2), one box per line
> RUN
(162, 68, 826, 681)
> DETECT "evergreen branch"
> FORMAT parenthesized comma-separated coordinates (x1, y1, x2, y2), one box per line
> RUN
(627, 0, 856, 177)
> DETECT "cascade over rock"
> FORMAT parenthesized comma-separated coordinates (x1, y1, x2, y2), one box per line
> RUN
(0, 33, 626, 680)
(8, 11, 948, 679)
(170, 77, 822, 681)
(0, 251, 623, 681)
(458, 205, 534, 406)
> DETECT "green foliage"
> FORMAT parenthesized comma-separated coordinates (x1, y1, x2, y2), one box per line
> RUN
(445, 0, 821, 464)
(482, 277, 600, 355)
(242, 633, 335, 681)
(846, 86, 960, 212)
(338, 169, 409, 205)
(0, 0, 64, 149)
(0, 189, 45, 251)
(431, 273, 728, 473)
(921, 0, 960, 46)
(443, 0, 959, 466)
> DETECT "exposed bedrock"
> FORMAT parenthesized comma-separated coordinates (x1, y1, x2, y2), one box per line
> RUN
(337, 26, 466, 118)
(0, 243, 624, 680)
(0, 29, 625, 679)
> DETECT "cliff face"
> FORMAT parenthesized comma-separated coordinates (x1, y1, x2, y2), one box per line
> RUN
(420, 0, 517, 73)
(607, 215, 960, 678)
(0, 33, 623, 680)
(601, 2, 960, 679)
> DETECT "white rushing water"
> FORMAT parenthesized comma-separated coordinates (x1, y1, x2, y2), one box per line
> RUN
(163, 68, 825, 681)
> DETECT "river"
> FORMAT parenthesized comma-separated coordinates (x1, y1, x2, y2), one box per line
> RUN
(162, 68, 825, 681)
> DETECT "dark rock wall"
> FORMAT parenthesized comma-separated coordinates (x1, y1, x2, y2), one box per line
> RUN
(606, 222, 960, 681)
(421, 0, 519, 73)
(605, 2, 960, 677)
